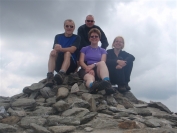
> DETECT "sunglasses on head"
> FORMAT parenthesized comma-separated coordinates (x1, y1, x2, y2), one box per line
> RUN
(90, 35, 99, 38)
(86, 20, 94, 23)
(65, 25, 74, 28)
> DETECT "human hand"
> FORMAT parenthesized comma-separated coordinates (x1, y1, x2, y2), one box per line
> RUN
(54, 44, 62, 52)
(88, 69, 95, 76)
(117, 60, 127, 67)
(116, 64, 122, 69)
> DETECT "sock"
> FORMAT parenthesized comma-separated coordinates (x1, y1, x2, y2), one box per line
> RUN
(89, 82, 93, 88)
(103, 77, 110, 81)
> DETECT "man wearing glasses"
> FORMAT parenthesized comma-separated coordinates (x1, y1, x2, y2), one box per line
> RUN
(77, 15, 109, 51)
(46, 19, 81, 87)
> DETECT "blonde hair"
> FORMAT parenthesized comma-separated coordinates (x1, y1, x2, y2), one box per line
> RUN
(112, 36, 125, 49)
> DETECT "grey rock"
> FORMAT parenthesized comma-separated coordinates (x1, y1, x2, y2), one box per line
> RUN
(7, 107, 26, 117)
(53, 100, 70, 112)
(113, 112, 129, 119)
(56, 87, 69, 100)
(30, 123, 50, 133)
(20, 116, 47, 128)
(31, 106, 56, 116)
(40, 87, 56, 99)
(106, 95, 117, 106)
(144, 118, 161, 127)
(45, 97, 56, 106)
(84, 127, 93, 132)
(0, 123, 17, 133)
(0, 106, 9, 117)
(71, 99, 90, 109)
(135, 108, 152, 116)
(80, 112, 98, 124)
(47, 115, 80, 126)
(29, 91, 39, 99)
(148, 101, 172, 114)
(48, 125, 76, 133)
(62, 108, 89, 118)
(70, 83, 79, 93)
(23, 83, 45, 94)
(123, 91, 139, 104)
(11, 98, 36, 110)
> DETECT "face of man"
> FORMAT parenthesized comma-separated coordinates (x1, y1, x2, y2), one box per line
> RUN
(64, 21, 75, 36)
(85, 16, 95, 28)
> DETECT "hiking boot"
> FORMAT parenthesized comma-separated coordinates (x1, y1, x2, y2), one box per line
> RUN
(118, 85, 127, 93)
(103, 81, 116, 95)
(45, 72, 54, 87)
(89, 80, 107, 94)
(125, 84, 131, 91)
(54, 72, 65, 85)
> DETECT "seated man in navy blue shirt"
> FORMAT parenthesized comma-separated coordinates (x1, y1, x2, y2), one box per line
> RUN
(46, 19, 81, 87)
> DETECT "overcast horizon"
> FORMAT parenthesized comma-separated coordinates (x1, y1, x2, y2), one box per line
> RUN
(0, 0, 176, 112)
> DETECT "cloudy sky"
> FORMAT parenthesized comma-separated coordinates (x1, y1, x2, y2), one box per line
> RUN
(0, 0, 176, 112)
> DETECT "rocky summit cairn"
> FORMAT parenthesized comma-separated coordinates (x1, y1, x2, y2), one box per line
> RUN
(0, 73, 177, 133)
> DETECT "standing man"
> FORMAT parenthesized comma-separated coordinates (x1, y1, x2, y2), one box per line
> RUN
(46, 19, 81, 87)
(77, 15, 109, 53)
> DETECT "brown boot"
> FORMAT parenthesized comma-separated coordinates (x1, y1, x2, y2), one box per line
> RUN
(45, 72, 54, 87)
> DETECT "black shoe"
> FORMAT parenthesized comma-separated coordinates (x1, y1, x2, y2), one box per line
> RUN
(54, 72, 65, 85)
(118, 85, 127, 93)
(125, 84, 131, 91)
(45, 72, 54, 87)
(89, 80, 107, 94)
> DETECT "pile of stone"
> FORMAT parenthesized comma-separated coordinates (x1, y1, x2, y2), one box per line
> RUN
(0, 73, 177, 133)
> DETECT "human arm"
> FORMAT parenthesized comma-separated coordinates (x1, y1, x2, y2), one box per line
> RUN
(98, 27, 109, 49)
(54, 44, 77, 53)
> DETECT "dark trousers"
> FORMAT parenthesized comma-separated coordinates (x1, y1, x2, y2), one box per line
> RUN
(55, 53, 77, 75)
(107, 62, 133, 85)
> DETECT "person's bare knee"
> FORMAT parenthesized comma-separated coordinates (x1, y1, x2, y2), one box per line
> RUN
(64, 51, 71, 59)
(96, 61, 106, 67)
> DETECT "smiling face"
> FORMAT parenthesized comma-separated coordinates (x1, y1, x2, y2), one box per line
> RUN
(113, 37, 124, 50)
(64, 20, 75, 37)
(85, 15, 95, 28)
(89, 32, 100, 45)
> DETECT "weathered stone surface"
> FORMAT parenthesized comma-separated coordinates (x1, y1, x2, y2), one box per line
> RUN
(30, 123, 50, 133)
(23, 83, 45, 94)
(47, 115, 80, 126)
(7, 108, 26, 117)
(31, 106, 56, 116)
(48, 125, 76, 133)
(123, 91, 139, 104)
(71, 99, 90, 109)
(0, 78, 177, 133)
(135, 108, 152, 116)
(0, 116, 20, 124)
(53, 100, 70, 112)
(80, 112, 98, 124)
(56, 87, 69, 100)
(70, 83, 79, 93)
(40, 87, 56, 99)
(118, 120, 137, 129)
(148, 101, 172, 114)
(62, 108, 89, 118)
(11, 98, 36, 110)
(20, 116, 47, 128)
(0, 123, 17, 133)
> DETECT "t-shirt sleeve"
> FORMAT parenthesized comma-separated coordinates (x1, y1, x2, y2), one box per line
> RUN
(80, 46, 87, 54)
(101, 48, 107, 55)
(72, 35, 81, 49)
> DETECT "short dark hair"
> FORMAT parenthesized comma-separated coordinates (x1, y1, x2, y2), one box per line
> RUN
(88, 28, 101, 39)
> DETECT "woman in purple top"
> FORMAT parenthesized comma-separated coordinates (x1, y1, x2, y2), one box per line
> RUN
(79, 28, 115, 95)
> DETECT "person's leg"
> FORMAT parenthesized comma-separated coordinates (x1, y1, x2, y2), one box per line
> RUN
(60, 52, 71, 73)
(96, 61, 109, 80)
(84, 73, 95, 88)
(124, 61, 133, 90)
(46, 50, 58, 87)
